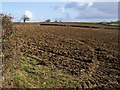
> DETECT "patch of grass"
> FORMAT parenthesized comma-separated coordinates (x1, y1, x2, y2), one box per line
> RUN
(109, 23, 119, 26)
(13, 55, 83, 88)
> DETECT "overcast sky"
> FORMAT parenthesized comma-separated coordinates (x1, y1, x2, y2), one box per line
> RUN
(1, 1, 118, 22)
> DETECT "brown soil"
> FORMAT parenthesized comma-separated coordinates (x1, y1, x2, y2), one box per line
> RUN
(3, 25, 120, 89)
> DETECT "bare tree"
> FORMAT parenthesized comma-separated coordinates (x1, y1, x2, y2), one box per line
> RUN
(22, 15, 30, 23)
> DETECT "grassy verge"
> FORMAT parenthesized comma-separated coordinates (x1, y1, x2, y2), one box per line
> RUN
(13, 54, 83, 88)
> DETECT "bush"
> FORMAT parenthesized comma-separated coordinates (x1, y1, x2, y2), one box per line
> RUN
(45, 19, 51, 23)
(0, 13, 13, 38)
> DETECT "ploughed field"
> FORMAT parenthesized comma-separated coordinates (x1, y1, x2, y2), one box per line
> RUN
(3, 24, 120, 88)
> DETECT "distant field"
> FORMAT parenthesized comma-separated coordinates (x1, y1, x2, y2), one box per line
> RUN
(3, 23, 120, 88)
(14, 22, 118, 30)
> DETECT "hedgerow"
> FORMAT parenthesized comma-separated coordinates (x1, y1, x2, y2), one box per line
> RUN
(0, 13, 13, 38)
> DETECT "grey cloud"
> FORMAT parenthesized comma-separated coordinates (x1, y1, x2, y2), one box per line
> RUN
(66, 2, 118, 20)
(75, 7, 117, 19)
(91, 2, 118, 14)
(65, 2, 90, 10)
(55, 2, 118, 21)
(65, 2, 77, 8)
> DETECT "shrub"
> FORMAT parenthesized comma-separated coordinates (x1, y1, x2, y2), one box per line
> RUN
(45, 19, 51, 23)
(0, 13, 13, 38)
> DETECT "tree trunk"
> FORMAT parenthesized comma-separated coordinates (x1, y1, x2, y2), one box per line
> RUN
(23, 18, 25, 23)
